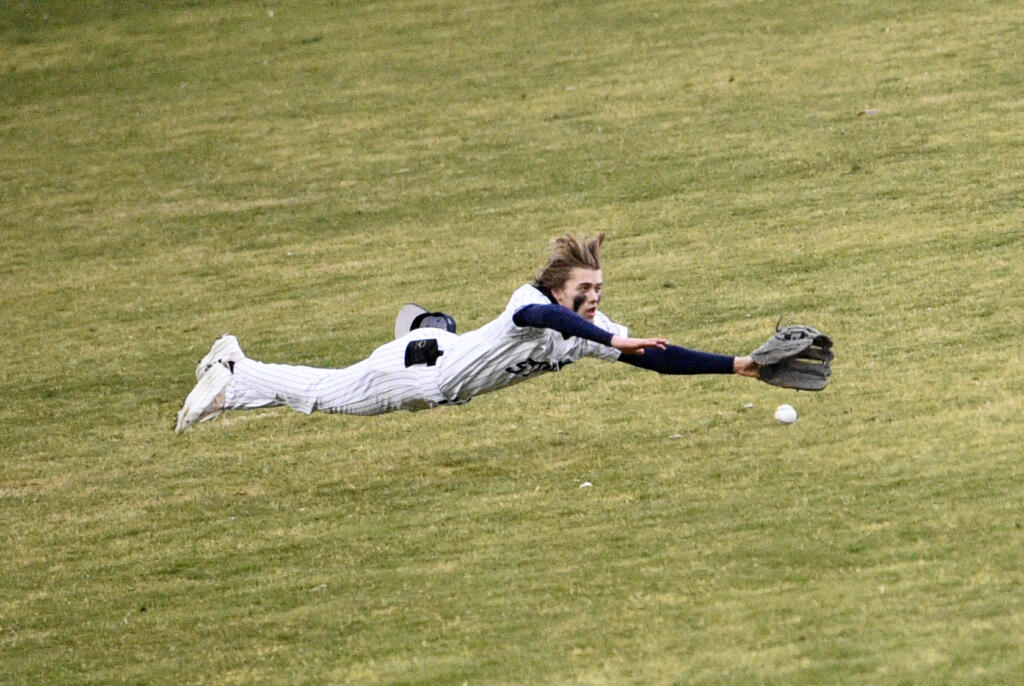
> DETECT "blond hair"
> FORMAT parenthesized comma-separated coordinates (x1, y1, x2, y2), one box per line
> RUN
(533, 233, 605, 292)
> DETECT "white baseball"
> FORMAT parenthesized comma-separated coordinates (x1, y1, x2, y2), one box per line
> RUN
(774, 404, 798, 424)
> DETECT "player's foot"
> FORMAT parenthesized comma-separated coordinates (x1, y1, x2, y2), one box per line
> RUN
(176, 363, 233, 434)
(195, 334, 244, 381)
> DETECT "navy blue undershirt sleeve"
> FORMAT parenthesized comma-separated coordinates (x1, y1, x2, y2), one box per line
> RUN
(513, 303, 734, 375)
(617, 344, 735, 375)
(512, 303, 614, 346)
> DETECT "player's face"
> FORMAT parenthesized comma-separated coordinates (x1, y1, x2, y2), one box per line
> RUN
(552, 267, 603, 321)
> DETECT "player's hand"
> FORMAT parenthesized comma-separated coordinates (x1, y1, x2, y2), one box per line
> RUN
(610, 335, 669, 356)
(733, 355, 760, 378)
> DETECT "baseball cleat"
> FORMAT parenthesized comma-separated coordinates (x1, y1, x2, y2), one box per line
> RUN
(195, 334, 244, 381)
(176, 363, 233, 434)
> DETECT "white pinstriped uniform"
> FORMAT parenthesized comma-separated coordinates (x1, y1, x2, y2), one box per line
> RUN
(224, 284, 628, 416)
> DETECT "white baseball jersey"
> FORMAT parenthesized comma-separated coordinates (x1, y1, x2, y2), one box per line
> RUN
(436, 284, 627, 401)
(224, 284, 628, 416)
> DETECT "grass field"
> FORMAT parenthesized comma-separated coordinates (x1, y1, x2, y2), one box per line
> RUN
(2, 1, 1023, 684)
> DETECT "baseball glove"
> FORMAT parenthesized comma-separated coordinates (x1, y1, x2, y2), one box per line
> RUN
(750, 325, 834, 391)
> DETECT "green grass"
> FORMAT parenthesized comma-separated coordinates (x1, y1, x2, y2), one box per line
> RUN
(2, 1, 1023, 684)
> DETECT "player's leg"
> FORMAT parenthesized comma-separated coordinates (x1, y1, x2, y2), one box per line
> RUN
(232, 333, 454, 415)
(176, 333, 456, 433)
(224, 359, 335, 414)
(311, 336, 446, 414)
(177, 336, 332, 433)
(178, 354, 395, 432)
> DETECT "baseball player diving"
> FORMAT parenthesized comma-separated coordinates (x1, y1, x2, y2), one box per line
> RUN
(176, 234, 832, 434)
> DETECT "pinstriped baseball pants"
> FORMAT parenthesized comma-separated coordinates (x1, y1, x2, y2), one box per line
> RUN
(224, 332, 457, 416)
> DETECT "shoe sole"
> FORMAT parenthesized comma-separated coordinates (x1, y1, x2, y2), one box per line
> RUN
(176, 364, 233, 434)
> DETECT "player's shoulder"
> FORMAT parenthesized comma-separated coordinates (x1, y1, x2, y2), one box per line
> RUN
(506, 283, 551, 310)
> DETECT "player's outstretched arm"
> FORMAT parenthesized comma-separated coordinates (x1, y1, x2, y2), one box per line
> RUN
(617, 343, 748, 376)
(513, 303, 626, 346)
